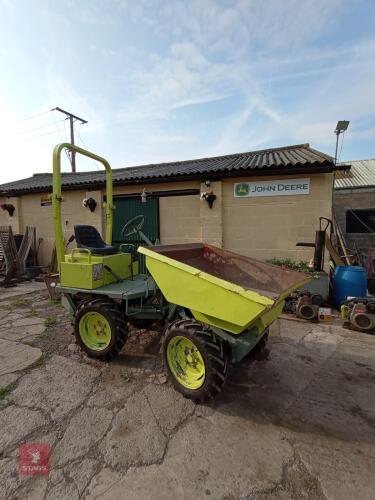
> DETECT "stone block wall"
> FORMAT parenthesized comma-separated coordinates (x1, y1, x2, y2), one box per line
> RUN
(333, 188, 375, 255)
(222, 173, 333, 262)
(0, 172, 335, 267)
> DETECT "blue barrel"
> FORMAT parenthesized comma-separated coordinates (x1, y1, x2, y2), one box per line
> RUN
(333, 266, 367, 309)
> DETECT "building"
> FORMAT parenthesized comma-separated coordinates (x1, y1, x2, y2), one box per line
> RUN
(0, 143, 343, 267)
(334, 159, 375, 255)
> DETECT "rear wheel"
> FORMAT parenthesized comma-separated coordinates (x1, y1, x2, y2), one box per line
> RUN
(74, 298, 127, 361)
(162, 319, 229, 402)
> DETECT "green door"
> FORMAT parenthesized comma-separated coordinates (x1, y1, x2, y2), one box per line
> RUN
(112, 197, 159, 273)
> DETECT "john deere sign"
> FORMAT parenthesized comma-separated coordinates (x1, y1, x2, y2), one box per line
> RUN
(234, 178, 310, 198)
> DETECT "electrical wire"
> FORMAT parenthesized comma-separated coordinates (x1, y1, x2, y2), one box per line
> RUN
(51, 110, 65, 141)
(23, 129, 61, 141)
(18, 119, 66, 135)
(63, 118, 70, 141)
(337, 131, 346, 163)
(77, 124, 101, 171)
(16, 109, 52, 123)
(51, 111, 71, 166)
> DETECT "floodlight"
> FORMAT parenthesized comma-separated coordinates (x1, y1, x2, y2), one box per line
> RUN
(335, 120, 350, 134)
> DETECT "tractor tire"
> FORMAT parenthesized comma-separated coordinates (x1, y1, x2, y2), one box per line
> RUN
(162, 319, 229, 403)
(74, 298, 127, 361)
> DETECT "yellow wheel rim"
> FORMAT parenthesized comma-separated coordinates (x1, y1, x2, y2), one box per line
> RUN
(79, 311, 112, 351)
(166, 336, 206, 390)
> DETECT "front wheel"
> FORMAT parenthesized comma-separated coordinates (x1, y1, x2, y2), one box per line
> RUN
(162, 319, 229, 403)
(74, 298, 128, 361)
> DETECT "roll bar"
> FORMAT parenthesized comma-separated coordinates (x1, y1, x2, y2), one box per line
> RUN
(52, 143, 113, 265)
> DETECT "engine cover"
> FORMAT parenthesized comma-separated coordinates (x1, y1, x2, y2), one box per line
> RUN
(296, 295, 319, 321)
(350, 303, 375, 331)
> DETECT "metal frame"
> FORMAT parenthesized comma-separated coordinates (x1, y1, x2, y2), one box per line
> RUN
(52, 143, 113, 266)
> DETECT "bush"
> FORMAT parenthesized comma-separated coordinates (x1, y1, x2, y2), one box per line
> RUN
(267, 258, 311, 273)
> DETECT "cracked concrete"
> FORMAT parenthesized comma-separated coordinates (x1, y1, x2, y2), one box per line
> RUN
(1, 283, 375, 499)
(65, 458, 101, 496)
(0, 405, 47, 451)
(53, 407, 113, 465)
(9, 355, 100, 422)
(0, 339, 42, 376)
(103, 392, 168, 469)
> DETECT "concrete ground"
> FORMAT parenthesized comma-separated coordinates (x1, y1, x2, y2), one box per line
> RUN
(1, 283, 375, 500)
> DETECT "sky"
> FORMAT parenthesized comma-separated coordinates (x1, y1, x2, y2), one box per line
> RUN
(0, 0, 375, 182)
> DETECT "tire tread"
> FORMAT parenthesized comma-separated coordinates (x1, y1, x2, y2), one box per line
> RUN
(74, 298, 127, 361)
(163, 319, 229, 403)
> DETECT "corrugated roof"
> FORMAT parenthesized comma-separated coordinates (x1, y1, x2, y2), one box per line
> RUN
(335, 159, 375, 189)
(0, 143, 336, 195)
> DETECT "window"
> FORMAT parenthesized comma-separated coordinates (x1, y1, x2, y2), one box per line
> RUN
(346, 209, 375, 233)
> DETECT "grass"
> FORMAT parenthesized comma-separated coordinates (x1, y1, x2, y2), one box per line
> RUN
(44, 316, 58, 328)
(27, 353, 47, 371)
(48, 298, 61, 306)
(10, 298, 29, 308)
(0, 382, 16, 400)
(27, 308, 39, 317)
(120, 369, 133, 383)
(267, 258, 312, 273)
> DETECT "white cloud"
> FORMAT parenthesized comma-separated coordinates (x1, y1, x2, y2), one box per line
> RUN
(116, 0, 358, 160)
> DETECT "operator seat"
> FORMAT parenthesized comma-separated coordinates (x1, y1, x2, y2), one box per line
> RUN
(74, 225, 117, 256)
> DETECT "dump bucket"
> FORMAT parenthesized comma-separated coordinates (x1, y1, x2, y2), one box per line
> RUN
(139, 244, 310, 334)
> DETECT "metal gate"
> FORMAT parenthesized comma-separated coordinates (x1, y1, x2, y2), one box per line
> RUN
(112, 196, 159, 273)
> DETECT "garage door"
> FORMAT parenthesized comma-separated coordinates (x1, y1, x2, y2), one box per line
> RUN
(112, 196, 159, 273)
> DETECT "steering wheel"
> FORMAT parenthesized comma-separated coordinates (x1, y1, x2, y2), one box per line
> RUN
(121, 214, 145, 239)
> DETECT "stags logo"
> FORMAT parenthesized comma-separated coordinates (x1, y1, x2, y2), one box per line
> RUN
(19, 444, 50, 476)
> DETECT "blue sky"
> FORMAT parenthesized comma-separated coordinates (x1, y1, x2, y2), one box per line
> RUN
(0, 0, 375, 182)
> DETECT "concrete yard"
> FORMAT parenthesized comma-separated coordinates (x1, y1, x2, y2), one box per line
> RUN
(0, 283, 375, 500)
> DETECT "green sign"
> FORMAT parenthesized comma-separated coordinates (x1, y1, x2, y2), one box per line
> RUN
(234, 178, 310, 198)
(235, 183, 250, 197)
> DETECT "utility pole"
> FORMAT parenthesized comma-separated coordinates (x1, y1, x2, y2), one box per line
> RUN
(52, 107, 88, 172)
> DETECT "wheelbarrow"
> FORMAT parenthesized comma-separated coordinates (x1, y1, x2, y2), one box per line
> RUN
(139, 243, 310, 401)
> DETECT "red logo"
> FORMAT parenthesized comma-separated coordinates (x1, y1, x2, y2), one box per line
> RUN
(19, 444, 50, 476)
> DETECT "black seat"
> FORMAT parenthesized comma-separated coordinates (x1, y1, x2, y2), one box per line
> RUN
(74, 225, 117, 256)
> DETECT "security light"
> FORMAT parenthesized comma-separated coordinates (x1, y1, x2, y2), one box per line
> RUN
(335, 120, 350, 134)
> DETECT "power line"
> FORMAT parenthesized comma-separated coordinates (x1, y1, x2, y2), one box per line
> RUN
(63, 118, 69, 141)
(18, 118, 65, 135)
(51, 111, 65, 141)
(16, 109, 52, 124)
(23, 129, 60, 142)
(51, 111, 71, 165)
(77, 124, 100, 171)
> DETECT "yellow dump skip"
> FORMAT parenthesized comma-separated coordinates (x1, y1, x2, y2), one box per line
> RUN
(138, 244, 310, 334)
